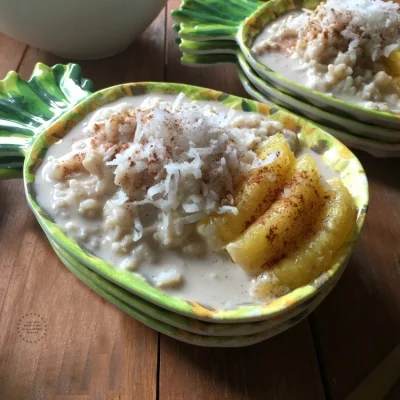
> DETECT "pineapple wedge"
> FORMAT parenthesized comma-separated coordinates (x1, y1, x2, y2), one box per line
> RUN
(385, 49, 400, 77)
(272, 179, 357, 289)
(226, 154, 324, 275)
(200, 133, 295, 244)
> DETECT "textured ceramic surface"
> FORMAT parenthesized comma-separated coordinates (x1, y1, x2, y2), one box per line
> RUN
(176, 38, 400, 143)
(48, 234, 334, 338)
(172, 0, 400, 129)
(177, 37, 238, 55)
(0, 0, 166, 59)
(171, 0, 264, 41)
(0, 63, 368, 323)
(0, 63, 93, 179)
(236, 52, 400, 143)
(237, 68, 400, 158)
(49, 236, 332, 347)
(19, 82, 367, 322)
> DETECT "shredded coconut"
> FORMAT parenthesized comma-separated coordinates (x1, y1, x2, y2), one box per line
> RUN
(93, 95, 283, 246)
(297, 0, 400, 62)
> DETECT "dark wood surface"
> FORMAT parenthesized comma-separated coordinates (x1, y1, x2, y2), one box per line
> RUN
(0, 2, 399, 399)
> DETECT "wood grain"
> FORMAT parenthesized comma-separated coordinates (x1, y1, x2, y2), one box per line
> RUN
(310, 153, 400, 400)
(0, 9, 167, 400)
(159, 322, 325, 400)
(0, 33, 26, 79)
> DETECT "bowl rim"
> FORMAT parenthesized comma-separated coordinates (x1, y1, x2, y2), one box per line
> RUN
(238, 66, 400, 159)
(173, 46, 400, 152)
(52, 237, 302, 347)
(24, 81, 369, 322)
(175, 34, 400, 139)
(50, 233, 333, 337)
(236, 51, 400, 146)
(237, 0, 400, 126)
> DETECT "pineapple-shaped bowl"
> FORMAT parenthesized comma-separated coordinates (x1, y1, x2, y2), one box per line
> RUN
(0, 63, 368, 346)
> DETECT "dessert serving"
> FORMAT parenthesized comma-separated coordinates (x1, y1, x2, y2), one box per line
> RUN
(252, 0, 400, 114)
(35, 93, 357, 309)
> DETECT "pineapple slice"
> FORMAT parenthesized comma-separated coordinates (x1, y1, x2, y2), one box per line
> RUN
(385, 49, 400, 77)
(272, 179, 357, 289)
(256, 131, 290, 158)
(226, 154, 324, 275)
(200, 133, 295, 244)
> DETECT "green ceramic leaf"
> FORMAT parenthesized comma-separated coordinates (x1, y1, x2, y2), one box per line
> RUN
(0, 156, 24, 179)
(0, 63, 94, 179)
(172, 0, 264, 40)
(181, 52, 237, 65)
(23, 81, 368, 323)
(179, 38, 238, 54)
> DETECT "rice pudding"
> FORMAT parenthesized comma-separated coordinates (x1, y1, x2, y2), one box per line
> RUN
(252, 0, 400, 114)
(35, 93, 354, 309)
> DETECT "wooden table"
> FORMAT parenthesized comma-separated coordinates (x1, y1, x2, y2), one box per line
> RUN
(1, 3, 399, 399)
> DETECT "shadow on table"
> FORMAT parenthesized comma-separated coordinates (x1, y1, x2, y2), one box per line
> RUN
(304, 148, 400, 398)
(160, 319, 325, 400)
(354, 150, 400, 190)
(308, 235, 400, 399)
(159, 200, 400, 400)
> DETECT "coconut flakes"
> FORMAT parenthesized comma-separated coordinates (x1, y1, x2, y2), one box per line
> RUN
(299, 0, 400, 61)
(101, 95, 283, 245)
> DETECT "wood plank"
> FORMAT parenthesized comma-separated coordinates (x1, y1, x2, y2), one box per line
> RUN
(0, 9, 167, 399)
(310, 152, 400, 400)
(159, 2, 326, 399)
(0, 28, 35, 349)
(0, 33, 26, 79)
(159, 323, 325, 400)
(343, 344, 400, 400)
(385, 379, 400, 400)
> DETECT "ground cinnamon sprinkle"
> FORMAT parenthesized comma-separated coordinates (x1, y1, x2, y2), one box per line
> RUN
(266, 225, 278, 243)
(61, 153, 85, 177)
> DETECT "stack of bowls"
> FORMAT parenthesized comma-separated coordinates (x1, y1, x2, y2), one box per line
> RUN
(172, 0, 400, 158)
(0, 63, 368, 347)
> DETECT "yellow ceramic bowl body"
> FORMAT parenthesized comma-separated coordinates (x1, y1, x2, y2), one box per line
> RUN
(48, 236, 343, 346)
